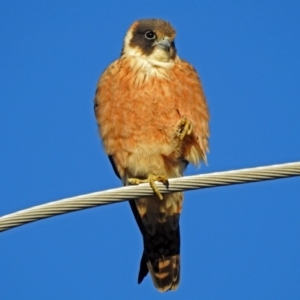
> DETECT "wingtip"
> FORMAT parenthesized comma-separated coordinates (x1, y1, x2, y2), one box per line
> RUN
(137, 252, 149, 284)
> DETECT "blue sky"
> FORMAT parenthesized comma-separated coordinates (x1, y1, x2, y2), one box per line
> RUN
(1, 1, 299, 299)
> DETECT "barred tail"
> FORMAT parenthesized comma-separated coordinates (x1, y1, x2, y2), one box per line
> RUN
(138, 218, 181, 292)
(147, 254, 180, 292)
(130, 192, 182, 292)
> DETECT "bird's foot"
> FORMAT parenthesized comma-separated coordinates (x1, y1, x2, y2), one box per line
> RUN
(176, 117, 193, 140)
(128, 174, 168, 200)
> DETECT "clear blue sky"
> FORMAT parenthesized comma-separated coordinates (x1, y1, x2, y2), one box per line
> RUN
(1, 1, 299, 299)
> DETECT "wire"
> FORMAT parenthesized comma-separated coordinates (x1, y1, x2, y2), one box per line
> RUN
(0, 161, 299, 232)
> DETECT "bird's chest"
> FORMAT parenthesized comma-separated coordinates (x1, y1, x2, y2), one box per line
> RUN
(115, 81, 182, 146)
(114, 71, 184, 135)
(99, 60, 193, 160)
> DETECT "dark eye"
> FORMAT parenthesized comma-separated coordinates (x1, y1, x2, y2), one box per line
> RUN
(145, 31, 156, 40)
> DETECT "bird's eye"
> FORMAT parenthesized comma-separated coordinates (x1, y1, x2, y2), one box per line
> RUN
(145, 31, 156, 40)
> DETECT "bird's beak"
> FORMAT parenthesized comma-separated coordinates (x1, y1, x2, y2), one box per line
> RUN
(154, 37, 171, 51)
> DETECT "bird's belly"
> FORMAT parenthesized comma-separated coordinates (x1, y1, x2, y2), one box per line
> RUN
(123, 134, 184, 178)
(113, 96, 185, 177)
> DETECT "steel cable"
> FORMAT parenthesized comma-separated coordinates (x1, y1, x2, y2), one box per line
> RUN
(0, 161, 299, 232)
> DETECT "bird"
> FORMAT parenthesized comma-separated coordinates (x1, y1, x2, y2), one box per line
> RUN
(94, 18, 209, 292)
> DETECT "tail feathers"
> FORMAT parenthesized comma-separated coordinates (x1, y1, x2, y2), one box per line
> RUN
(136, 216, 181, 292)
(129, 196, 181, 292)
(147, 255, 180, 292)
(137, 252, 180, 292)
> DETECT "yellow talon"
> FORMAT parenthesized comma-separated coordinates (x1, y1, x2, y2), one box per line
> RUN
(176, 117, 193, 140)
(128, 174, 168, 200)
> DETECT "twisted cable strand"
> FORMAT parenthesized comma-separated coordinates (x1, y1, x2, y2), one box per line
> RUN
(0, 161, 299, 232)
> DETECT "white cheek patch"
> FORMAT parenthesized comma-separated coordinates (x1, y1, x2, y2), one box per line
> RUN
(128, 55, 174, 81)
(123, 30, 134, 51)
(124, 46, 172, 66)
(124, 47, 175, 78)
(148, 48, 170, 63)
(125, 47, 144, 57)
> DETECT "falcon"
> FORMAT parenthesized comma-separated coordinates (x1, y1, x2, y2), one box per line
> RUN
(94, 19, 209, 292)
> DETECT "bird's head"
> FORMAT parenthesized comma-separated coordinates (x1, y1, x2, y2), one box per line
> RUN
(122, 19, 177, 64)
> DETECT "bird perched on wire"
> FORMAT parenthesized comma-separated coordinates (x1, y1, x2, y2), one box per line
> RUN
(94, 19, 209, 292)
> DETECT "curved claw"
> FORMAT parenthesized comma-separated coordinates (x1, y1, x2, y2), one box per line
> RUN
(128, 174, 168, 200)
(176, 117, 193, 140)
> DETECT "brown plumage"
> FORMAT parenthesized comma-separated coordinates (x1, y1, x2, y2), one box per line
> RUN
(94, 19, 209, 292)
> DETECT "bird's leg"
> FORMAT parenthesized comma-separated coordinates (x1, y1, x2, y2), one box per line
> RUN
(128, 174, 168, 200)
(176, 117, 193, 140)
